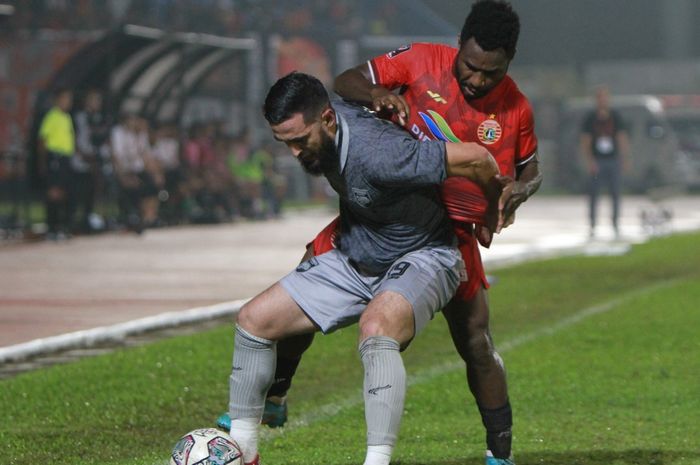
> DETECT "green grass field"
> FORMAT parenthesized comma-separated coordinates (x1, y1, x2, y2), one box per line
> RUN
(2, 232, 699, 465)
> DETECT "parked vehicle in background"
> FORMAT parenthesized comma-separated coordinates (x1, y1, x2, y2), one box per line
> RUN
(556, 94, 700, 193)
(661, 95, 700, 190)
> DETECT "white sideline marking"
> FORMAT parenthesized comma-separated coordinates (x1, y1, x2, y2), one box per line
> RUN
(0, 299, 249, 363)
(260, 278, 681, 440)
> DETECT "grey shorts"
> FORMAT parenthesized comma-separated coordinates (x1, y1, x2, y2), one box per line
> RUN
(279, 245, 465, 335)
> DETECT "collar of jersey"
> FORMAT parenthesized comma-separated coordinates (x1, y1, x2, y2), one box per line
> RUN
(335, 111, 350, 173)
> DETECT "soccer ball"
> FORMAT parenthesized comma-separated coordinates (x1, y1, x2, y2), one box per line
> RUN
(169, 428, 243, 465)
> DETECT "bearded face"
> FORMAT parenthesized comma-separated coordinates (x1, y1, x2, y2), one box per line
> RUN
(296, 129, 337, 176)
(269, 109, 338, 177)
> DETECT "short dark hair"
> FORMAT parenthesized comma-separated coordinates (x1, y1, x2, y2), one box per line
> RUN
(263, 72, 330, 125)
(460, 0, 520, 60)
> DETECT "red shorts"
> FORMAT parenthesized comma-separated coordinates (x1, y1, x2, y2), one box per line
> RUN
(308, 217, 488, 302)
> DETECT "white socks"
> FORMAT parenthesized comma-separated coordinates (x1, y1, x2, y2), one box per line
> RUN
(230, 417, 259, 464)
(363, 445, 393, 465)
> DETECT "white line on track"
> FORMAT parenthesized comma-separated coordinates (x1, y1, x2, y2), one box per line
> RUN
(0, 299, 250, 363)
(260, 278, 682, 440)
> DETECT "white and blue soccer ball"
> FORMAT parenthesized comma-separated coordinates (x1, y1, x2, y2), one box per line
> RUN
(169, 428, 242, 465)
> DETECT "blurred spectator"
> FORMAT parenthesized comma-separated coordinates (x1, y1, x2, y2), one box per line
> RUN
(72, 89, 110, 233)
(138, 116, 166, 225)
(150, 121, 185, 224)
(207, 129, 235, 222)
(227, 132, 264, 219)
(184, 122, 232, 222)
(579, 85, 632, 239)
(367, 0, 400, 36)
(38, 87, 76, 240)
(253, 142, 286, 218)
(110, 114, 161, 232)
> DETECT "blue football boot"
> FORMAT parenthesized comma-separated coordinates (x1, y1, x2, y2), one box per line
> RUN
(485, 450, 515, 465)
(216, 399, 288, 430)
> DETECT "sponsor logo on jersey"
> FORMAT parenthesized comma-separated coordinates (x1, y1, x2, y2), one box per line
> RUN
(387, 44, 411, 58)
(427, 90, 447, 104)
(410, 123, 432, 141)
(417, 110, 463, 143)
(477, 115, 502, 144)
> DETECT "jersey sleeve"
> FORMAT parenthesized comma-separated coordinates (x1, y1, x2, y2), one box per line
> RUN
(515, 97, 539, 166)
(367, 128, 447, 186)
(367, 43, 432, 90)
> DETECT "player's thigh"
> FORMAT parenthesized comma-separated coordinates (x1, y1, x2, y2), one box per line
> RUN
(359, 290, 415, 345)
(237, 282, 317, 340)
(280, 250, 373, 334)
(375, 246, 464, 342)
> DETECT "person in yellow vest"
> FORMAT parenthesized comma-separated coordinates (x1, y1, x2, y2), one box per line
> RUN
(38, 88, 76, 240)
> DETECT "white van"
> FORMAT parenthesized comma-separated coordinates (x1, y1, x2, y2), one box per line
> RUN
(556, 94, 700, 193)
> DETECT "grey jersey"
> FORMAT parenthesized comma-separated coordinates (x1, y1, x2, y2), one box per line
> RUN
(324, 100, 454, 275)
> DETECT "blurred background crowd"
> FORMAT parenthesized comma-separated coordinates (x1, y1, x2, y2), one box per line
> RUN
(35, 86, 288, 239)
(4, 0, 400, 38)
(1, 0, 700, 240)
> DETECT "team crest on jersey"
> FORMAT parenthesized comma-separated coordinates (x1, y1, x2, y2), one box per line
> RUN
(477, 116, 502, 145)
(387, 44, 411, 59)
(351, 187, 373, 207)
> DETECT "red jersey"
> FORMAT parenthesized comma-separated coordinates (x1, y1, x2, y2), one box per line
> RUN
(368, 43, 538, 224)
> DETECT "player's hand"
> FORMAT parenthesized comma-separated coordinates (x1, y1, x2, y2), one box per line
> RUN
(502, 211, 516, 230)
(496, 175, 516, 233)
(483, 174, 514, 235)
(499, 180, 530, 232)
(475, 224, 493, 248)
(369, 88, 410, 126)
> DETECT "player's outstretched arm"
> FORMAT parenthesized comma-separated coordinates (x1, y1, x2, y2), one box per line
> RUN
(334, 64, 410, 126)
(444, 142, 500, 186)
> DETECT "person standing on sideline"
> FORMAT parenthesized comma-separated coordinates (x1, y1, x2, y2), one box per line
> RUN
(579, 85, 631, 239)
(37, 87, 76, 240)
(72, 89, 109, 233)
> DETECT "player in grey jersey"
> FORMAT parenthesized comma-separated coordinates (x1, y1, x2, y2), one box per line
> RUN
(227, 72, 509, 465)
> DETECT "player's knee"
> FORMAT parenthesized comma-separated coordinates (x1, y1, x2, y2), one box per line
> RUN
(235, 304, 257, 332)
(358, 314, 389, 340)
(467, 332, 499, 370)
(359, 313, 414, 346)
(236, 304, 273, 338)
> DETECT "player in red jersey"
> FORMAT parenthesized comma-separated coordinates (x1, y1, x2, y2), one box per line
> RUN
(334, 9, 540, 465)
(218, 2, 540, 463)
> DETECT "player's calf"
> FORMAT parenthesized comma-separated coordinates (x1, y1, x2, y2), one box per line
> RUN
(480, 400, 513, 461)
